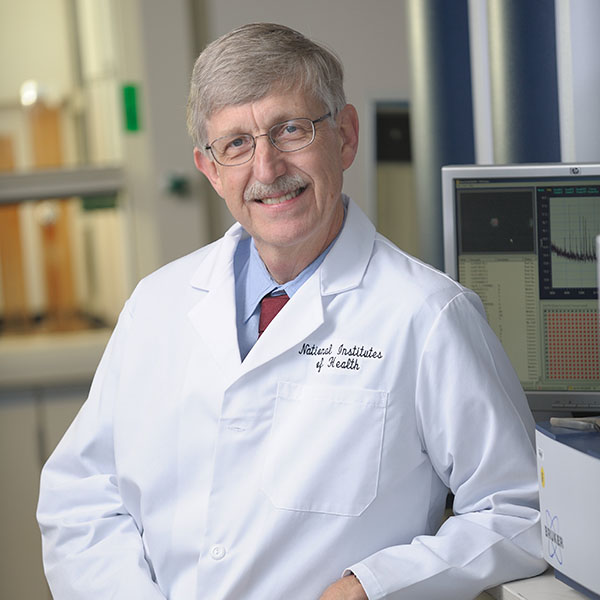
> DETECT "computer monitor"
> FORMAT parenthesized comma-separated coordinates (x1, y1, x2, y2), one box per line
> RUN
(442, 163, 600, 418)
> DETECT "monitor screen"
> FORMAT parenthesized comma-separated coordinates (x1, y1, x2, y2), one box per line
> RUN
(442, 163, 600, 417)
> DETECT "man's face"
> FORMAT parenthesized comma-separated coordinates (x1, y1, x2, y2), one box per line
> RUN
(194, 90, 359, 263)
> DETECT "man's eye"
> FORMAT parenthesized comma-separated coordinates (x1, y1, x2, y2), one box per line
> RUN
(273, 122, 302, 140)
(223, 136, 250, 154)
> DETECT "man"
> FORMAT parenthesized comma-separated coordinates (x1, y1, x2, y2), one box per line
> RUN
(38, 23, 546, 599)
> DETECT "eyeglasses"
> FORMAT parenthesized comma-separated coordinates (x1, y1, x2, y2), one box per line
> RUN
(204, 113, 331, 167)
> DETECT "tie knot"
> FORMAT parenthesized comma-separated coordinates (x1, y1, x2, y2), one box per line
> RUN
(258, 293, 289, 336)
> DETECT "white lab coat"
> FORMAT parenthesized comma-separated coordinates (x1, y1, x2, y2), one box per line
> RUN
(38, 198, 546, 599)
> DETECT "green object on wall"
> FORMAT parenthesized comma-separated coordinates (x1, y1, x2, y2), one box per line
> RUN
(122, 84, 141, 132)
(82, 194, 117, 211)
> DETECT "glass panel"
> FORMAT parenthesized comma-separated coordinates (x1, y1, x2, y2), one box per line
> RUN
(0, 0, 128, 338)
(0, 0, 122, 173)
(0, 194, 129, 336)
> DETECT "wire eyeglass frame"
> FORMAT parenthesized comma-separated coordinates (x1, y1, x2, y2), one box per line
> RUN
(204, 112, 332, 167)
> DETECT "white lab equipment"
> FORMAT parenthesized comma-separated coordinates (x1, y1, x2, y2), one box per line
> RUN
(536, 421, 600, 599)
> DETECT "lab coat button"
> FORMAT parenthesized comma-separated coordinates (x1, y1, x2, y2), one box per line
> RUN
(210, 544, 226, 560)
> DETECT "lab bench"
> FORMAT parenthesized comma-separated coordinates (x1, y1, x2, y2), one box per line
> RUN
(482, 568, 590, 599)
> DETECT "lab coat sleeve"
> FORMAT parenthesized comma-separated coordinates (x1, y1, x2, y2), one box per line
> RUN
(36, 301, 167, 600)
(346, 291, 547, 600)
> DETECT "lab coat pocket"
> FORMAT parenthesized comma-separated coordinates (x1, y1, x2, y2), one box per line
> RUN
(261, 381, 388, 516)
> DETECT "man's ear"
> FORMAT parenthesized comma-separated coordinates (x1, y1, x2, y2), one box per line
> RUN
(193, 147, 224, 197)
(337, 104, 359, 171)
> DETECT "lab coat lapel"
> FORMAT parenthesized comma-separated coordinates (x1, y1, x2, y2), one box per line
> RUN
(187, 226, 243, 382)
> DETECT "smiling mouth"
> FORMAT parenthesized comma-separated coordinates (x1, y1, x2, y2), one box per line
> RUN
(257, 186, 306, 205)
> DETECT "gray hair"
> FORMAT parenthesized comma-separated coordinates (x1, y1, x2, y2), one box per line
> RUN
(186, 23, 347, 149)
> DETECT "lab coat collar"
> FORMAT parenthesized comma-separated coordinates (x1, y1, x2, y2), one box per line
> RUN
(318, 195, 375, 296)
(188, 228, 243, 379)
(187, 197, 376, 381)
(188, 196, 374, 295)
(189, 223, 248, 293)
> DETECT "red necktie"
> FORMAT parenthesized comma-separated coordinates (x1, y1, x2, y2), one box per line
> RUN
(258, 293, 289, 336)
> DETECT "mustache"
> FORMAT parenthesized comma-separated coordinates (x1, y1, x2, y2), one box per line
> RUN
(244, 174, 307, 202)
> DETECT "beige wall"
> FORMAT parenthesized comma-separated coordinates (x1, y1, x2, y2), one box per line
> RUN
(0, 0, 72, 105)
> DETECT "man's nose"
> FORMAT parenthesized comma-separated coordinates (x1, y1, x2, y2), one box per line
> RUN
(252, 136, 286, 183)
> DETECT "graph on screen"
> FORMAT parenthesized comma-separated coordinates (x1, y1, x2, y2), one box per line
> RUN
(549, 196, 600, 290)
